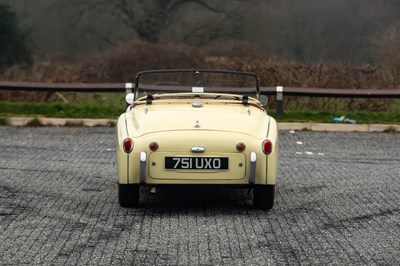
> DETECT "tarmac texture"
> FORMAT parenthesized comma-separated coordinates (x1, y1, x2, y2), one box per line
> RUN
(0, 127, 399, 265)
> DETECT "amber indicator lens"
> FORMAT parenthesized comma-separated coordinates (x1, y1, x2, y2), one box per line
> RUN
(123, 138, 133, 153)
(262, 140, 272, 155)
(236, 142, 246, 152)
(149, 141, 159, 151)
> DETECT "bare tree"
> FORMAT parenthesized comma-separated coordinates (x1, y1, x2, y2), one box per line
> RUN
(65, 0, 248, 44)
(372, 22, 400, 68)
(8, 0, 400, 65)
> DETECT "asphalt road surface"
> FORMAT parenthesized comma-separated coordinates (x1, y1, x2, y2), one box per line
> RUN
(0, 127, 399, 265)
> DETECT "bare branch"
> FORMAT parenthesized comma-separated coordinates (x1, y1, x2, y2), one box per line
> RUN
(169, 0, 235, 19)
(49, 0, 109, 29)
(85, 29, 119, 46)
(183, 17, 242, 45)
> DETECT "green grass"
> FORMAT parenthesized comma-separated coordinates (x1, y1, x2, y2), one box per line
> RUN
(0, 101, 125, 119)
(0, 117, 9, 126)
(0, 101, 399, 124)
(26, 117, 43, 127)
(268, 110, 400, 124)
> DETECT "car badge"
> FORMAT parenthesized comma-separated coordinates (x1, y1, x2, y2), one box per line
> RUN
(194, 121, 200, 128)
(191, 146, 205, 153)
(192, 101, 203, 108)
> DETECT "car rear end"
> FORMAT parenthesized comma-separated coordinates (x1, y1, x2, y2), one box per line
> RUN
(116, 69, 279, 209)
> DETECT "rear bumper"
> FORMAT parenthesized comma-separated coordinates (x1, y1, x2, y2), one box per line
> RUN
(116, 130, 278, 185)
(138, 151, 258, 185)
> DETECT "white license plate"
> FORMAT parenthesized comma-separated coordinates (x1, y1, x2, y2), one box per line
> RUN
(165, 157, 229, 170)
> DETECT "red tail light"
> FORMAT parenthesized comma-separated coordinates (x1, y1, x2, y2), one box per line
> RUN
(149, 141, 159, 151)
(123, 138, 133, 153)
(236, 142, 246, 152)
(262, 140, 272, 155)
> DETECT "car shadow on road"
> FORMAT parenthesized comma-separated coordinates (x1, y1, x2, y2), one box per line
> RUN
(137, 185, 256, 211)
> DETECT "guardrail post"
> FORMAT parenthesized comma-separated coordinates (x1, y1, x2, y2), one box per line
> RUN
(125, 83, 133, 107)
(276, 86, 284, 117)
(125, 82, 133, 94)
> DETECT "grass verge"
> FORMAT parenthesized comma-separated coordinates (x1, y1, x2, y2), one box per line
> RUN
(0, 117, 9, 126)
(26, 117, 44, 127)
(0, 101, 124, 119)
(268, 110, 400, 124)
(0, 101, 399, 124)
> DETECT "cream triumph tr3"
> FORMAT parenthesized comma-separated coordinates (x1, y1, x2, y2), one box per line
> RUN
(116, 69, 279, 209)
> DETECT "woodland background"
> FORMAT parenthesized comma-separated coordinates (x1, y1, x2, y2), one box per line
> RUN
(1, 0, 400, 111)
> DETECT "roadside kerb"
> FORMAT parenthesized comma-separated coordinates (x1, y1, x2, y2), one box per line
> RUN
(6, 117, 114, 127)
(3, 117, 399, 132)
(278, 122, 400, 132)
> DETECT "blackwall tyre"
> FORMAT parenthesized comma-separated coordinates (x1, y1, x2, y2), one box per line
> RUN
(118, 184, 140, 207)
(253, 185, 275, 210)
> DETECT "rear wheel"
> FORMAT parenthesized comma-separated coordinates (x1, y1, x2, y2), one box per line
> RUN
(118, 184, 139, 207)
(253, 185, 275, 210)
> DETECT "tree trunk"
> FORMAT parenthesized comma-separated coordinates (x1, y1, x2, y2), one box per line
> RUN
(134, 0, 171, 43)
